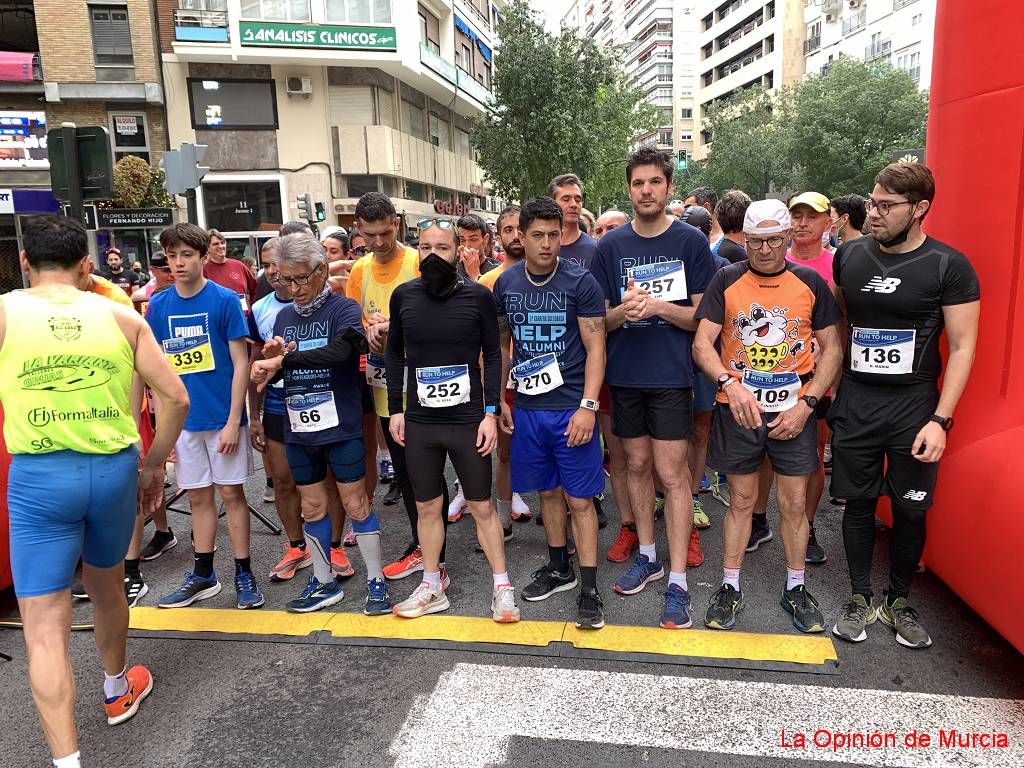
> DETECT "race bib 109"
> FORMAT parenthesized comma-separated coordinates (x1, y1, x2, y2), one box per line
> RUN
(416, 364, 471, 408)
(286, 392, 339, 433)
(850, 328, 915, 375)
(163, 335, 215, 375)
(512, 353, 563, 395)
(742, 369, 800, 413)
(626, 260, 688, 302)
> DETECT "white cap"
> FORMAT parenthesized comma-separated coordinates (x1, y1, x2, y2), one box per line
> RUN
(743, 199, 791, 235)
(319, 225, 347, 242)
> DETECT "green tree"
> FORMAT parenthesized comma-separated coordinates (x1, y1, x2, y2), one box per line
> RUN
(787, 57, 928, 196)
(472, 0, 659, 210)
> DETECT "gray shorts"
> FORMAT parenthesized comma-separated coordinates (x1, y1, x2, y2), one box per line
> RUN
(708, 403, 819, 477)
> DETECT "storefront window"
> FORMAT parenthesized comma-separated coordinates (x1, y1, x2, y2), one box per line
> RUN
(109, 113, 150, 163)
(202, 179, 283, 232)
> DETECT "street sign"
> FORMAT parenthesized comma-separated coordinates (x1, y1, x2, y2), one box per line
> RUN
(891, 147, 925, 164)
(48, 126, 114, 201)
(60, 203, 98, 230)
(97, 208, 173, 229)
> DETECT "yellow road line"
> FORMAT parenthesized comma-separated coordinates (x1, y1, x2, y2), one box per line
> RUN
(130, 608, 838, 666)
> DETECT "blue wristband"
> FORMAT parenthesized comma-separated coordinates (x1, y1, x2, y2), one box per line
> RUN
(484, 405, 498, 414)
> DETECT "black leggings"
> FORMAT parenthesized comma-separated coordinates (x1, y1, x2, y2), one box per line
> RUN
(843, 497, 928, 600)
(380, 416, 450, 562)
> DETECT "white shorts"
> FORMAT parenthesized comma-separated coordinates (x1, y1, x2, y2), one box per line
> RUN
(174, 427, 254, 489)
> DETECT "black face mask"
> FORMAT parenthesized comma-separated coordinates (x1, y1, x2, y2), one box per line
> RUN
(421, 253, 460, 299)
(880, 204, 919, 248)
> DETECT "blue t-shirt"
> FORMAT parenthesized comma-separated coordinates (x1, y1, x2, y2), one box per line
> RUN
(493, 259, 606, 411)
(146, 280, 250, 432)
(591, 220, 715, 389)
(560, 231, 598, 271)
(248, 292, 291, 416)
(272, 293, 364, 446)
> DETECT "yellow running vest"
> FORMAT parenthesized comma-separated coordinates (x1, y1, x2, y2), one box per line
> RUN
(0, 290, 139, 454)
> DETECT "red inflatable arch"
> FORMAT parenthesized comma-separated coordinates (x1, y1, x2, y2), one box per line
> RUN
(918, 0, 1024, 653)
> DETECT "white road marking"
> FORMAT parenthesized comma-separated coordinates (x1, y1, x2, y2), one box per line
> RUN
(390, 663, 1024, 768)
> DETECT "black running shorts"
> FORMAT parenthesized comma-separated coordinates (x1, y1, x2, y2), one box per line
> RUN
(404, 420, 492, 503)
(263, 411, 286, 444)
(709, 402, 819, 477)
(610, 386, 693, 441)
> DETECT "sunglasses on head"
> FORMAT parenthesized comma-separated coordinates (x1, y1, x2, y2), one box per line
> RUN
(417, 218, 455, 231)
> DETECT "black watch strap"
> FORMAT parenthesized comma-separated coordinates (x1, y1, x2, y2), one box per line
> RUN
(929, 415, 953, 431)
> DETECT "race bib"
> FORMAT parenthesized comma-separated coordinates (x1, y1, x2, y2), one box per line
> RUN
(627, 260, 688, 302)
(286, 392, 339, 433)
(850, 328, 914, 375)
(238, 294, 250, 313)
(512, 353, 563, 395)
(163, 335, 215, 375)
(742, 369, 800, 413)
(366, 353, 388, 389)
(416, 365, 471, 408)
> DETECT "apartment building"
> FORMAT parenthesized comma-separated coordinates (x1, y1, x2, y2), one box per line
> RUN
(803, 0, 935, 88)
(159, 0, 505, 244)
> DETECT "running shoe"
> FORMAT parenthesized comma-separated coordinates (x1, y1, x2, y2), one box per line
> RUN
(447, 486, 466, 522)
(475, 526, 513, 553)
(104, 666, 153, 726)
(262, 481, 275, 504)
(383, 547, 424, 580)
(606, 527, 639, 563)
(394, 581, 450, 617)
(805, 526, 827, 564)
(692, 497, 710, 529)
(364, 577, 392, 615)
(593, 493, 608, 529)
(383, 483, 403, 506)
(687, 528, 705, 568)
(522, 564, 577, 602)
(877, 595, 932, 649)
(510, 493, 532, 522)
(491, 584, 521, 623)
(72, 577, 89, 600)
(124, 574, 148, 608)
(613, 553, 664, 595)
(268, 543, 311, 582)
(342, 528, 357, 547)
(780, 584, 826, 633)
(746, 515, 773, 552)
(575, 587, 605, 629)
(440, 566, 451, 592)
(653, 491, 665, 520)
(823, 442, 833, 473)
(158, 572, 221, 609)
(331, 546, 355, 579)
(660, 584, 692, 630)
(698, 473, 711, 492)
(379, 458, 394, 482)
(234, 572, 265, 610)
(705, 584, 743, 630)
(140, 529, 177, 561)
(287, 576, 344, 613)
(710, 472, 731, 507)
(832, 594, 876, 643)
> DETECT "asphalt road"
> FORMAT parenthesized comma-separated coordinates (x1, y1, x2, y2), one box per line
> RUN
(2, 467, 1022, 767)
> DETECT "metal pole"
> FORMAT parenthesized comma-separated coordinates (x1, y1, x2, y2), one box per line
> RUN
(60, 122, 97, 261)
(186, 188, 198, 224)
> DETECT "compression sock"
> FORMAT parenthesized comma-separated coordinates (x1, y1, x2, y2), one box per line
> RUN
(353, 513, 384, 580)
(303, 516, 333, 584)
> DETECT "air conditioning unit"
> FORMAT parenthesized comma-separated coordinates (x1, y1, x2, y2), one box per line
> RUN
(826, 12, 836, 22)
(848, 0, 863, 7)
(286, 76, 313, 96)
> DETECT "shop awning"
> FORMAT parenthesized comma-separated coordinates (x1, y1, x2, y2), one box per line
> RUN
(454, 17, 492, 63)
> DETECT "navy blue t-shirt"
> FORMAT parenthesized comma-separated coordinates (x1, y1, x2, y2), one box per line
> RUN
(591, 220, 715, 388)
(272, 293, 364, 446)
(493, 259, 605, 410)
(560, 231, 598, 271)
(248, 292, 290, 416)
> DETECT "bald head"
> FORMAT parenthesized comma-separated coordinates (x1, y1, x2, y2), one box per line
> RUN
(594, 210, 629, 240)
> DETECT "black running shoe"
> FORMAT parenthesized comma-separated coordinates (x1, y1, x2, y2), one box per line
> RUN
(475, 526, 513, 553)
(522, 564, 577, 602)
(576, 587, 605, 629)
(780, 584, 826, 633)
(140, 529, 177, 561)
(124, 573, 149, 608)
(745, 515, 772, 552)
(382, 483, 403, 507)
(71, 577, 89, 600)
(705, 583, 743, 630)
(805, 526, 827, 564)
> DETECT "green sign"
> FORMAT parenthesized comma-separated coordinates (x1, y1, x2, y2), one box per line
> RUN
(239, 21, 396, 51)
(48, 126, 114, 201)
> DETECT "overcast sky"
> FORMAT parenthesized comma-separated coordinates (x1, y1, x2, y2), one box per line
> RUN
(529, 0, 562, 34)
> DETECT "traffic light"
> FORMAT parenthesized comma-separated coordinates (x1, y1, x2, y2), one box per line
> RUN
(161, 143, 209, 194)
(296, 193, 313, 222)
(315, 201, 326, 222)
(160, 149, 185, 195)
(676, 150, 688, 171)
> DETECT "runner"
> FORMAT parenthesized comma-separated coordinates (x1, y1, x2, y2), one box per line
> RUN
(204, 228, 258, 315)
(494, 196, 607, 629)
(455, 213, 501, 282)
(593, 210, 629, 241)
(97, 248, 143, 297)
(590, 146, 715, 630)
(829, 194, 867, 246)
(693, 198, 842, 633)
(684, 187, 724, 245)
(130, 251, 175, 317)
(387, 219, 519, 622)
(0, 215, 188, 767)
(251, 234, 391, 614)
(830, 163, 979, 648)
(147, 223, 262, 610)
(549, 173, 598, 270)
(714, 191, 752, 264)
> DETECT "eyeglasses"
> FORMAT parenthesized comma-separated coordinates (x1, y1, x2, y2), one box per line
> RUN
(417, 218, 455, 231)
(276, 264, 322, 286)
(866, 199, 915, 216)
(745, 236, 787, 250)
(349, 246, 366, 256)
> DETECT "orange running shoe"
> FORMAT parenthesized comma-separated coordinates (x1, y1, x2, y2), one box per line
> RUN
(268, 543, 311, 582)
(330, 546, 355, 578)
(606, 527, 639, 563)
(687, 528, 705, 568)
(104, 665, 153, 726)
(382, 547, 424, 580)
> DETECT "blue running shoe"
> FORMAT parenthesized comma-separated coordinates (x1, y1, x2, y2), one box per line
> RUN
(158, 571, 221, 609)
(660, 584, 692, 629)
(234, 571, 265, 610)
(613, 553, 665, 595)
(364, 577, 392, 615)
(286, 576, 344, 613)
(699, 473, 711, 492)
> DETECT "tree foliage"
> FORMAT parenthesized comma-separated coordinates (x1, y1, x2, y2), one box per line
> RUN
(112, 155, 173, 209)
(472, 0, 659, 210)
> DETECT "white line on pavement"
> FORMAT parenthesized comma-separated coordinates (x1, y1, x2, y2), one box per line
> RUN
(389, 663, 1024, 768)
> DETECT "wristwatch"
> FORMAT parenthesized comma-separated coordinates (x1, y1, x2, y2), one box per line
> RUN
(484, 405, 498, 415)
(930, 414, 954, 432)
(800, 395, 819, 409)
(580, 398, 599, 411)
(717, 373, 733, 391)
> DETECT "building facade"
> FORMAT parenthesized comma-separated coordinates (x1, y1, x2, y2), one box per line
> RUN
(158, 0, 504, 249)
(802, 0, 935, 88)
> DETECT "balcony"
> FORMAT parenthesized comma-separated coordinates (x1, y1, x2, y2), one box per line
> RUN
(906, 65, 921, 82)
(842, 10, 866, 35)
(420, 43, 456, 84)
(0, 52, 43, 92)
(717, 0, 753, 25)
(803, 35, 820, 54)
(456, 69, 493, 106)
(821, 0, 842, 13)
(718, 17, 764, 53)
(894, 0, 920, 9)
(865, 39, 892, 62)
(173, 9, 229, 43)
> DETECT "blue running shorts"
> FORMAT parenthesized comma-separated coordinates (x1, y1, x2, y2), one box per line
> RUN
(285, 437, 366, 486)
(511, 408, 604, 500)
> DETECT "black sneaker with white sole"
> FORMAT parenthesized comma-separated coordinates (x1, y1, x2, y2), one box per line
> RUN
(141, 529, 177, 561)
(576, 587, 605, 629)
(475, 526, 513, 553)
(522, 564, 577, 602)
(745, 516, 772, 552)
(124, 574, 149, 608)
(71, 577, 89, 600)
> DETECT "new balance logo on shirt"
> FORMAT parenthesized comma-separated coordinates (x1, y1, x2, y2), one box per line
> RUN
(861, 276, 902, 293)
(903, 490, 928, 502)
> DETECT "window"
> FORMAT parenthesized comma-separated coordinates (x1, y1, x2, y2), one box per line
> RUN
(344, 175, 380, 198)
(657, 129, 672, 145)
(455, 128, 471, 157)
(201, 179, 284, 232)
(418, 4, 440, 53)
(329, 85, 374, 125)
(457, 43, 472, 73)
(404, 180, 427, 202)
(325, 0, 392, 24)
(403, 100, 425, 140)
(912, 13, 922, 26)
(680, 130, 693, 141)
(109, 113, 150, 163)
(680, 107, 693, 119)
(429, 112, 450, 150)
(188, 79, 278, 130)
(240, 0, 310, 21)
(180, 0, 227, 9)
(90, 6, 133, 66)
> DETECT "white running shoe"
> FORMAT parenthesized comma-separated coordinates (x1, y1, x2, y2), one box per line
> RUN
(510, 493, 531, 521)
(491, 584, 521, 623)
(447, 487, 466, 522)
(393, 581, 450, 618)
